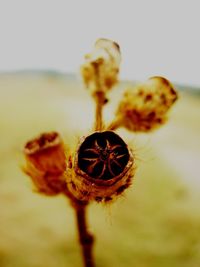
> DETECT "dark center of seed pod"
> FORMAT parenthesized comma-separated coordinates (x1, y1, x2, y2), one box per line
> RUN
(78, 131, 130, 180)
(99, 148, 110, 160)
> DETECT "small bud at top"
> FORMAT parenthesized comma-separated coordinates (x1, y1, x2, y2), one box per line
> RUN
(81, 38, 121, 93)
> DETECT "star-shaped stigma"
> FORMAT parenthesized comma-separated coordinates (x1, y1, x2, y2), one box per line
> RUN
(78, 131, 130, 180)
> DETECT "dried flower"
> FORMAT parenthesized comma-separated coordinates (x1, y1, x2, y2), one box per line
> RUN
(81, 38, 121, 94)
(67, 131, 135, 202)
(21, 38, 179, 267)
(111, 76, 178, 132)
(24, 132, 67, 195)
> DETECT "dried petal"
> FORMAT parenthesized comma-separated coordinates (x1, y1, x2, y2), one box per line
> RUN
(116, 76, 178, 132)
(24, 132, 67, 195)
(94, 38, 121, 66)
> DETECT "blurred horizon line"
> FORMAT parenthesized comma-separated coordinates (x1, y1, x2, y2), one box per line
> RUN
(0, 69, 200, 93)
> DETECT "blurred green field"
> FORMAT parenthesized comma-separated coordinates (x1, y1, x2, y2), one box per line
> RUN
(0, 73, 200, 267)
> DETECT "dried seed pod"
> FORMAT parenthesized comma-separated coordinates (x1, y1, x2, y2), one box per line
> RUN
(24, 132, 67, 195)
(81, 38, 121, 93)
(67, 131, 135, 202)
(115, 76, 178, 132)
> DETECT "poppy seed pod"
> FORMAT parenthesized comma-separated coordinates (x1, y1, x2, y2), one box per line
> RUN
(24, 132, 67, 195)
(115, 76, 178, 132)
(81, 38, 121, 93)
(67, 131, 135, 202)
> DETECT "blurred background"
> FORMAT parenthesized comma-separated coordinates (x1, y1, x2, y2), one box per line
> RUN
(0, 1, 200, 267)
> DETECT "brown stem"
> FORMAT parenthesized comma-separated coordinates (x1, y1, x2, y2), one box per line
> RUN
(75, 204, 95, 267)
(73, 59, 105, 267)
(91, 60, 107, 132)
(94, 91, 106, 131)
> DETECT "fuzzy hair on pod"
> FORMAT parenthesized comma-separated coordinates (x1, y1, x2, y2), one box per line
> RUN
(24, 132, 67, 195)
(66, 131, 135, 203)
(115, 76, 178, 132)
(81, 38, 121, 93)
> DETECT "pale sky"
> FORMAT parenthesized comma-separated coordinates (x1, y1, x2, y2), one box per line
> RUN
(0, 0, 199, 86)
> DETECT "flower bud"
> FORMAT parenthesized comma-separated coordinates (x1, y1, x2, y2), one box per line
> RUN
(24, 132, 67, 195)
(67, 131, 135, 202)
(116, 76, 178, 132)
(81, 38, 121, 93)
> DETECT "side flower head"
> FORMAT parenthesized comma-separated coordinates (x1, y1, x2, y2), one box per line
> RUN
(67, 131, 135, 203)
(115, 76, 178, 132)
(81, 38, 121, 94)
(24, 132, 67, 195)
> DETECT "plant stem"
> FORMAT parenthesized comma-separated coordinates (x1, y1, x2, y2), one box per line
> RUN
(91, 60, 107, 132)
(94, 91, 106, 131)
(95, 92, 104, 131)
(73, 60, 106, 267)
(75, 204, 95, 267)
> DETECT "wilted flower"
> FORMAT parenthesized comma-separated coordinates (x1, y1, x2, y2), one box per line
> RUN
(81, 38, 121, 94)
(21, 38, 179, 267)
(114, 76, 178, 132)
(24, 132, 67, 195)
